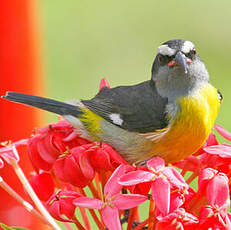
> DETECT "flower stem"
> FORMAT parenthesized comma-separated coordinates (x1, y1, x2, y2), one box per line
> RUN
(133, 218, 149, 230)
(134, 206, 140, 222)
(72, 216, 86, 230)
(95, 173, 103, 199)
(88, 180, 101, 199)
(127, 208, 135, 230)
(186, 172, 198, 184)
(181, 168, 187, 177)
(88, 209, 104, 230)
(100, 170, 107, 191)
(76, 188, 92, 230)
(79, 187, 104, 229)
(9, 158, 61, 230)
(148, 198, 155, 230)
(63, 222, 75, 230)
(78, 206, 91, 230)
(0, 176, 51, 227)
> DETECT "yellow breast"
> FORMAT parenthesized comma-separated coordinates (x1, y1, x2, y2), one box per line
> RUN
(150, 83, 221, 163)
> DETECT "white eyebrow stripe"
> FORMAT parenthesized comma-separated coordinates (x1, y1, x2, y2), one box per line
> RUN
(181, 41, 195, 54)
(158, 44, 176, 56)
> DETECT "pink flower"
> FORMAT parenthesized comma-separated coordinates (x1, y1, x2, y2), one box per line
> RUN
(203, 144, 231, 159)
(46, 190, 82, 222)
(214, 124, 231, 142)
(169, 187, 195, 213)
(0, 139, 28, 167)
(29, 171, 55, 201)
(73, 165, 147, 230)
(119, 157, 188, 216)
(156, 208, 199, 230)
(198, 168, 229, 208)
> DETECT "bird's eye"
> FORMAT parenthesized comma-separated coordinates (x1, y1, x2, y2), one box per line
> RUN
(186, 49, 196, 59)
(158, 55, 165, 64)
(158, 55, 172, 65)
(218, 90, 223, 102)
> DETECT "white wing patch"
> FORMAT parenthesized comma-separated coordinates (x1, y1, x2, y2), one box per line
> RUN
(181, 41, 195, 54)
(158, 44, 176, 56)
(109, 113, 123, 126)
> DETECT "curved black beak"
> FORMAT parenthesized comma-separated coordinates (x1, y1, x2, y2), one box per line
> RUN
(174, 52, 188, 74)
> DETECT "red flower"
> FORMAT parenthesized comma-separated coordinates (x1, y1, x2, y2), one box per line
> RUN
(99, 78, 110, 91)
(46, 190, 82, 222)
(53, 146, 92, 187)
(198, 205, 230, 230)
(28, 120, 90, 171)
(79, 142, 127, 172)
(156, 208, 199, 230)
(29, 171, 55, 201)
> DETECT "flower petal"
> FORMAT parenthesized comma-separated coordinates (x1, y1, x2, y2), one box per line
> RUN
(0, 158, 4, 168)
(205, 133, 219, 146)
(102, 206, 121, 230)
(89, 147, 112, 171)
(28, 136, 53, 171)
(78, 149, 95, 180)
(0, 145, 20, 164)
(53, 155, 90, 187)
(207, 173, 229, 207)
(162, 167, 188, 189)
(203, 144, 231, 158)
(47, 200, 71, 222)
(215, 124, 231, 142)
(113, 194, 147, 210)
(152, 177, 170, 216)
(147, 157, 165, 171)
(104, 164, 125, 197)
(73, 197, 103, 210)
(29, 171, 55, 201)
(173, 155, 200, 172)
(119, 170, 153, 186)
(46, 190, 82, 223)
(99, 78, 110, 91)
(198, 168, 217, 191)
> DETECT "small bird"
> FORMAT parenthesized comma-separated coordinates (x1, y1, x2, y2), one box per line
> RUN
(2, 39, 222, 164)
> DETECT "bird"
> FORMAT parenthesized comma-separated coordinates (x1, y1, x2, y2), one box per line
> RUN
(2, 39, 222, 165)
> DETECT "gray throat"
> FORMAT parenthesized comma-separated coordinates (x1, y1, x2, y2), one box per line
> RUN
(153, 59, 210, 101)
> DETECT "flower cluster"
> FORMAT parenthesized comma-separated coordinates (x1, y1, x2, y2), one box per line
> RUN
(0, 79, 231, 230)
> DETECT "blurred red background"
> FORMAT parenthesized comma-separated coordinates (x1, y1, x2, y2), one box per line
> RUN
(0, 0, 47, 228)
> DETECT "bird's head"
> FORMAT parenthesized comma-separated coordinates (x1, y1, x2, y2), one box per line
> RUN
(151, 39, 210, 101)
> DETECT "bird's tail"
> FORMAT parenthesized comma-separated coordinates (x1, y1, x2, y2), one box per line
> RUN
(2, 92, 82, 117)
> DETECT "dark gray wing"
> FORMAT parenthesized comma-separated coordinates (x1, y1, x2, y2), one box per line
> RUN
(81, 80, 169, 133)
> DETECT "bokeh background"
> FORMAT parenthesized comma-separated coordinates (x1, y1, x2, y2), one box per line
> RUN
(41, 0, 231, 128)
(0, 0, 231, 228)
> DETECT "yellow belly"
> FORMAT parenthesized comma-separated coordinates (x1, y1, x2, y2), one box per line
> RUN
(150, 83, 221, 163)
